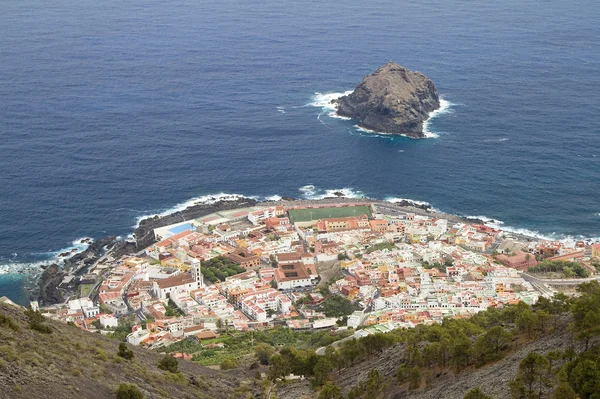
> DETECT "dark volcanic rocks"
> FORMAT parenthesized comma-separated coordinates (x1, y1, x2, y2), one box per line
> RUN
(133, 198, 258, 250)
(336, 62, 440, 138)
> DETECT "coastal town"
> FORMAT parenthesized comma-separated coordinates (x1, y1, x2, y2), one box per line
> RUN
(34, 200, 600, 357)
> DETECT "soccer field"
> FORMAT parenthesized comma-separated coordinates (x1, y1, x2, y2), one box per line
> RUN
(288, 205, 372, 223)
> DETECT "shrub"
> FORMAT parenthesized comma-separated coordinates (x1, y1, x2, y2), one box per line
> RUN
(116, 383, 143, 399)
(31, 323, 52, 334)
(220, 358, 238, 370)
(157, 354, 178, 373)
(0, 315, 20, 331)
(117, 343, 134, 360)
(24, 308, 51, 334)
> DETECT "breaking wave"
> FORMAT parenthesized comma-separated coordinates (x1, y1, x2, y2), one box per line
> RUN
(311, 92, 453, 139)
(299, 185, 365, 200)
(0, 237, 94, 277)
(385, 197, 431, 207)
(133, 192, 260, 227)
(422, 98, 453, 138)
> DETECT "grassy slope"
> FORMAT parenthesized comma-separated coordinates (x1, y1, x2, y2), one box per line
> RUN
(0, 302, 250, 399)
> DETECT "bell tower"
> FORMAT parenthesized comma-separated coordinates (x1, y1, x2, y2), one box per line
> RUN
(191, 259, 203, 287)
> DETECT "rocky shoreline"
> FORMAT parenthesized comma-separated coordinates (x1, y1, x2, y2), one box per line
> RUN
(335, 62, 440, 138)
(32, 195, 539, 306)
(34, 198, 258, 305)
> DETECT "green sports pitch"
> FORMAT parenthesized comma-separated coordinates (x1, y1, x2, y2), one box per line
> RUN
(287, 205, 372, 223)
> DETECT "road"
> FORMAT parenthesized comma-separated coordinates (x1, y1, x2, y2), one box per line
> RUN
(316, 333, 356, 355)
(520, 273, 555, 297)
(521, 272, 600, 286)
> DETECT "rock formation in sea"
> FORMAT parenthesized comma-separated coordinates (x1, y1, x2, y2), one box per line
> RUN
(335, 62, 440, 138)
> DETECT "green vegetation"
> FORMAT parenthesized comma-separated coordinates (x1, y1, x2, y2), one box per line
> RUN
(107, 315, 135, 342)
(219, 357, 238, 370)
(157, 354, 178, 373)
(164, 298, 184, 317)
(320, 295, 358, 318)
(295, 281, 600, 399)
(288, 205, 372, 224)
(337, 252, 350, 261)
(0, 302, 233, 398)
(24, 307, 51, 334)
(528, 260, 591, 278)
(0, 314, 20, 332)
(78, 283, 94, 297)
(277, 292, 571, 397)
(201, 256, 246, 283)
(319, 382, 344, 399)
(116, 383, 144, 399)
(423, 259, 453, 273)
(365, 241, 396, 254)
(163, 327, 352, 366)
(347, 368, 386, 399)
(117, 342, 134, 360)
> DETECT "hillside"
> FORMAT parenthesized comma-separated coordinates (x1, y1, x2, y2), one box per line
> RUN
(0, 300, 250, 399)
(331, 315, 573, 399)
(3, 281, 600, 399)
(267, 283, 600, 399)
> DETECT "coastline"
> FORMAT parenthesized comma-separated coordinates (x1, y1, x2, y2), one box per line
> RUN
(28, 195, 546, 307)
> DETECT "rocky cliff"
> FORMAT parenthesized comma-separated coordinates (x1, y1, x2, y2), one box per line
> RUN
(336, 62, 440, 138)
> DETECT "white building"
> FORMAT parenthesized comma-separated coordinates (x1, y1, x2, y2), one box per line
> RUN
(99, 314, 119, 328)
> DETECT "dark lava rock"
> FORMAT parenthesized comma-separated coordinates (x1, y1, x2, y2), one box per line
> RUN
(133, 198, 258, 250)
(336, 62, 440, 137)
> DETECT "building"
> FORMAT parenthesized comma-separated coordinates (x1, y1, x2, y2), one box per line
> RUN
(316, 215, 370, 232)
(495, 250, 538, 271)
(248, 208, 277, 225)
(592, 244, 600, 258)
(154, 264, 203, 300)
(274, 262, 317, 290)
(226, 250, 261, 268)
(99, 314, 119, 328)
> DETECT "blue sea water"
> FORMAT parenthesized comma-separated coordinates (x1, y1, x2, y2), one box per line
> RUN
(1, 0, 599, 303)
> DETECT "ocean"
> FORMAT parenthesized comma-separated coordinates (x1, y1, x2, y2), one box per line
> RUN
(1, 0, 599, 303)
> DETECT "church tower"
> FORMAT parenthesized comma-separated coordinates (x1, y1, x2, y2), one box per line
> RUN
(191, 259, 203, 287)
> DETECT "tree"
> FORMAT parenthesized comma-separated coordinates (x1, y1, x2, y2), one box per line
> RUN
(408, 366, 421, 390)
(552, 382, 577, 399)
(516, 308, 536, 337)
(474, 326, 511, 364)
(321, 296, 356, 318)
(451, 333, 472, 370)
(570, 359, 600, 398)
(255, 344, 275, 365)
(117, 342, 134, 360)
(545, 350, 562, 371)
(91, 319, 102, 329)
(535, 311, 552, 333)
(268, 354, 291, 381)
(216, 318, 224, 332)
(571, 281, 600, 349)
(465, 387, 494, 399)
(25, 307, 52, 334)
(116, 383, 143, 399)
(510, 352, 551, 399)
(157, 354, 178, 373)
(313, 356, 334, 386)
(318, 382, 343, 399)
